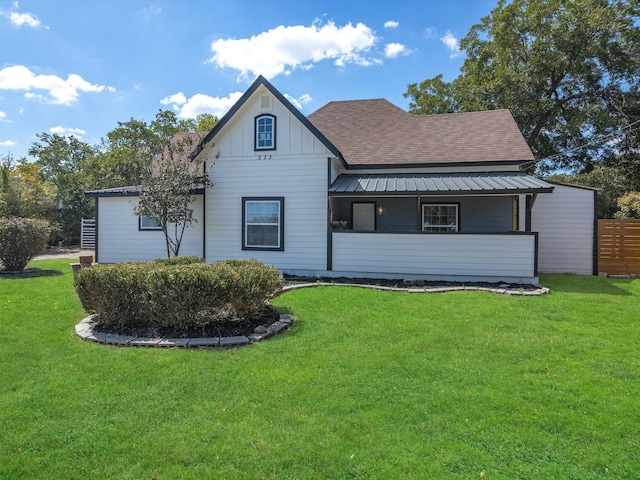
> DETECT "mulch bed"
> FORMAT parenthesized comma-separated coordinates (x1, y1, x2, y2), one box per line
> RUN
(92, 305, 281, 339)
(283, 275, 542, 291)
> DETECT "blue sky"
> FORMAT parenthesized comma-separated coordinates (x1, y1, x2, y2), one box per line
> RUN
(0, 0, 498, 160)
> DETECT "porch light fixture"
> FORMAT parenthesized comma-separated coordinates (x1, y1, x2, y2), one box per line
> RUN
(377, 205, 384, 215)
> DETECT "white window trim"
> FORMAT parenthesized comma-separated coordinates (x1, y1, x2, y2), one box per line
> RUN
(255, 114, 276, 150)
(422, 203, 459, 232)
(139, 214, 162, 231)
(242, 197, 284, 251)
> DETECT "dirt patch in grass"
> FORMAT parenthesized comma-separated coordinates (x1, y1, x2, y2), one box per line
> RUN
(91, 305, 281, 339)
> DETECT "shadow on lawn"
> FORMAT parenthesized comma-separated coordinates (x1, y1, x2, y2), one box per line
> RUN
(541, 274, 636, 296)
(0, 268, 63, 279)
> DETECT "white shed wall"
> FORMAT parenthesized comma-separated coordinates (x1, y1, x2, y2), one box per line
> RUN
(96, 196, 204, 263)
(519, 185, 596, 275)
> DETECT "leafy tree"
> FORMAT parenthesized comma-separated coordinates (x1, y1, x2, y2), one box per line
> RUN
(614, 192, 640, 219)
(194, 113, 219, 132)
(92, 110, 217, 189)
(404, 0, 640, 173)
(28, 133, 95, 244)
(134, 134, 208, 258)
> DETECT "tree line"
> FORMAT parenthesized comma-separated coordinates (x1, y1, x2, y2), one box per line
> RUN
(404, 0, 640, 218)
(0, 111, 217, 245)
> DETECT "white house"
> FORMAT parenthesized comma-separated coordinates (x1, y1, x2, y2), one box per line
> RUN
(86, 76, 598, 284)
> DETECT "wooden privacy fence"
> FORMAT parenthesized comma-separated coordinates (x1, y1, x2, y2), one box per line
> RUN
(598, 219, 640, 275)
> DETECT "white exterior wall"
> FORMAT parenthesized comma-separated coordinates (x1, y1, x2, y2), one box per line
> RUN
(96, 196, 204, 263)
(519, 185, 596, 275)
(204, 85, 331, 271)
(332, 232, 537, 283)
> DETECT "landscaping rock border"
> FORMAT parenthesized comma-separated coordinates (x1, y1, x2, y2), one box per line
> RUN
(75, 313, 293, 348)
(75, 281, 548, 348)
(282, 282, 550, 296)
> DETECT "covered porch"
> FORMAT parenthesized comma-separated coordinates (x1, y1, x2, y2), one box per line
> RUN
(327, 172, 553, 283)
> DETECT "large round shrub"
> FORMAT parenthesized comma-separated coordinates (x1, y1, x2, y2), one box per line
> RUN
(0, 217, 51, 272)
(74, 258, 284, 333)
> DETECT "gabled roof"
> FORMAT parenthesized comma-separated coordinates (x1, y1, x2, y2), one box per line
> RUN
(308, 99, 535, 168)
(198, 75, 342, 161)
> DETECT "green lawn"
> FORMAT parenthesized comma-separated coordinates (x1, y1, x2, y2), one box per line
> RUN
(1, 259, 639, 479)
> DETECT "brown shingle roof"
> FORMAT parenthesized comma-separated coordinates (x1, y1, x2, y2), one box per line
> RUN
(307, 99, 534, 167)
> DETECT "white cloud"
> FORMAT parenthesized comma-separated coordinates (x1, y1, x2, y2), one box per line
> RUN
(384, 43, 408, 58)
(49, 126, 86, 138)
(0, 111, 6, 120)
(440, 31, 462, 57)
(384, 20, 399, 29)
(423, 27, 437, 39)
(160, 92, 187, 106)
(209, 20, 379, 80)
(0, 140, 16, 147)
(0, 65, 112, 105)
(283, 92, 312, 110)
(9, 11, 43, 28)
(160, 91, 243, 118)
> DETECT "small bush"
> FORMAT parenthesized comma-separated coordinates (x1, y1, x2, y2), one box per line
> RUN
(0, 217, 51, 272)
(74, 258, 284, 333)
(74, 262, 150, 327)
(152, 256, 205, 266)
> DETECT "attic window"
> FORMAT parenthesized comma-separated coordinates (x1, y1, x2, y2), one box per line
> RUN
(260, 94, 271, 109)
(255, 114, 276, 150)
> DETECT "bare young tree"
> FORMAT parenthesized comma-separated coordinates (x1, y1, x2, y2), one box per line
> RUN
(134, 133, 209, 258)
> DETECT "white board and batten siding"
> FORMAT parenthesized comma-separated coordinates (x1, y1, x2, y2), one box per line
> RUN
(203, 85, 331, 273)
(332, 232, 538, 283)
(521, 184, 596, 275)
(96, 196, 204, 263)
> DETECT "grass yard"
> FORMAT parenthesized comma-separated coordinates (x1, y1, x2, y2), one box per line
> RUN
(1, 259, 639, 479)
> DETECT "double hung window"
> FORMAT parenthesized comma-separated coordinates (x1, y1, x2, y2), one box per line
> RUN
(242, 197, 284, 250)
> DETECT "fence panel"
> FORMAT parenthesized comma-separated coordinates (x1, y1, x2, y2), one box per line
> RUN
(81, 218, 96, 249)
(598, 219, 640, 275)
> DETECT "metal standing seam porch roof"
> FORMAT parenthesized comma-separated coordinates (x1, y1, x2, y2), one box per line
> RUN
(329, 172, 554, 196)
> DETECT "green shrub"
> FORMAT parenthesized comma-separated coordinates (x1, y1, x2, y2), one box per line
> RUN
(74, 262, 150, 328)
(152, 256, 205, 266)
(74, 258, 284, 333)
(0, 217, 51, 272)
(217, 259, 284, 319)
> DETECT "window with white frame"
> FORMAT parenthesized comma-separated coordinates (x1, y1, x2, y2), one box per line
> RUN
(139, 214, 162, 230)
(255, 114, 276, 150)
(242, 197, 284, 250)
(422, 204, 459, 232)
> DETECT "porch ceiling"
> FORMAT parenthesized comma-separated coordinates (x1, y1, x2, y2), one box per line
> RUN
(329, 172, 554, 196)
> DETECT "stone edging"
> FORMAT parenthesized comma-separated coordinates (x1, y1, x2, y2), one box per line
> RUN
(75, 313, 293, 348)
(75, 282, 548, 348)
(282, 282, 550, 296)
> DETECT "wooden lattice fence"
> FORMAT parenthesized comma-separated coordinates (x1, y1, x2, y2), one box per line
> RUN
(598, 219, 640, 275)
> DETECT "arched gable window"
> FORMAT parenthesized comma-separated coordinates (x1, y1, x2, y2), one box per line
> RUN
(255, 114, 276, 150)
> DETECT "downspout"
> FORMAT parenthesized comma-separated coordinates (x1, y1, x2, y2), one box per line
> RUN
(202, 160, 207, 261)
(327, 158, 333, 271)
(94, 197, 99, 263)
(592, 190, 598, 275)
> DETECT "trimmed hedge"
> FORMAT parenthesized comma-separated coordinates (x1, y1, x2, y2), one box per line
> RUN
(0, 217, 51, 272)
(74, 258, 283, 332)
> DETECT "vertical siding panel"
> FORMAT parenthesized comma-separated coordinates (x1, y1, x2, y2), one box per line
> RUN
(531, 185, 595, 274)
